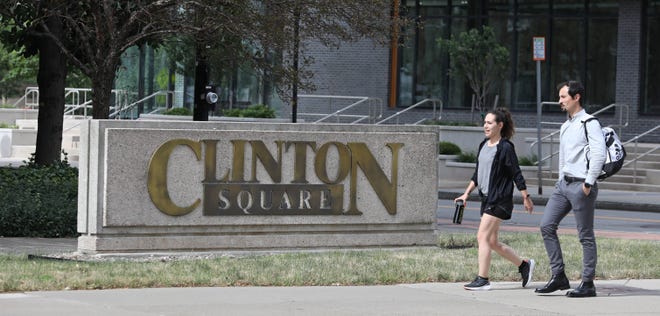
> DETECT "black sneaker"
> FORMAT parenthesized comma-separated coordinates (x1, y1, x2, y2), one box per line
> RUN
(519, 259, 536, 288)
(464, 276, 491, 291)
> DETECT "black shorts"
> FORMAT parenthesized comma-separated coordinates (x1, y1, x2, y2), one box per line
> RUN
(480, 200, 513, 220)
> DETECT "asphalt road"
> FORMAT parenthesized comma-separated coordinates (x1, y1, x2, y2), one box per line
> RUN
(436, 199, 660, 240)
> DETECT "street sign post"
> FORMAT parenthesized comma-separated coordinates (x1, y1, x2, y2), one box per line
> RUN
(533, 37, 545, 195)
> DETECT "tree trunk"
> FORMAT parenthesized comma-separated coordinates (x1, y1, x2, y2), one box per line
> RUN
(34, 15, 67, 166)
(91, 74, 114, 119)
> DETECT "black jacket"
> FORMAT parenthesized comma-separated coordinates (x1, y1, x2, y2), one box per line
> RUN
(471, 138, 527, 214)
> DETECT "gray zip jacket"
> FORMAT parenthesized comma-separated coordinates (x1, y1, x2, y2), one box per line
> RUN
(559, 109, 607, 185)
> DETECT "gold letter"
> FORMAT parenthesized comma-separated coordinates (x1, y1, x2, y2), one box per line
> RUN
(147, 139, 202, 216)
(314, 142, 351, 184)
(286, 141, 317, 183)
(230, 140, 247, 182)
(250, 140, 283, 183)
(347, 143, 403, 215)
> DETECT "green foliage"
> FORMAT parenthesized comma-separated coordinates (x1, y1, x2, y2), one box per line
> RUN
(438, 141, 461, 155)
(223, 104, 276, 118)
(457, 152, 477, 163)
(0, 155, 78, 237)
(437, 26, 509, 113)
(518, 155, 538, 166)
(162, 107, 192, 116)
(0, 41, 38, 98)
(0, 123, 18, 128)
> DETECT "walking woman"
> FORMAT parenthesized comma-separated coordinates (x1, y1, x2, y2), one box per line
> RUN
(455, 107, 535, 291)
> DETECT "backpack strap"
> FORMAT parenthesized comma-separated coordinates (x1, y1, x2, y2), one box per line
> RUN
(582, 116, 599, 170)
(582, 116, 598, 141)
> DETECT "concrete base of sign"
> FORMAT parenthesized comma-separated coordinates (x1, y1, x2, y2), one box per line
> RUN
(77, 120, 439, 254)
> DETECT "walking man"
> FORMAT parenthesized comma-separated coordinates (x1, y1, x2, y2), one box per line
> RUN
(535, 81, 606, 297)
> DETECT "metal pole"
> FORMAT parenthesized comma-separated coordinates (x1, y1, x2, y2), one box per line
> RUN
(536, 60, 543, 195)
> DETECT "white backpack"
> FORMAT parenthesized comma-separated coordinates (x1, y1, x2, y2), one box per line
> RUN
(583, 117, 626, 181)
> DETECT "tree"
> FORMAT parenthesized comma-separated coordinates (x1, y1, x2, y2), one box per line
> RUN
(5, 0, 400, 123)
(1, 1, 69, 165)
(437, 26, 509, 119)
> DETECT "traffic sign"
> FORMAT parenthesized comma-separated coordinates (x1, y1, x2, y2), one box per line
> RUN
(533, 37, 545, 61)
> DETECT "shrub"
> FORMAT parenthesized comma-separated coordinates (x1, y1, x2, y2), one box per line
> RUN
(0, 155, 78, 237)
(457, 152, 477, 163)
(0, 123, 18, 128)
(438, 141, 461, 155)
(223, 104, 275, 118)
(518, 155, 538, 166)
(162, 107, 192, 116)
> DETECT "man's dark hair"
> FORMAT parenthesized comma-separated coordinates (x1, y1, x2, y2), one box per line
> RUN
(557, 80, 585, 103)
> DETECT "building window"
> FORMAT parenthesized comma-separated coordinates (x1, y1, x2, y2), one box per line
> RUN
(397, 0, 618, 112)
(643, 0, 660, 115)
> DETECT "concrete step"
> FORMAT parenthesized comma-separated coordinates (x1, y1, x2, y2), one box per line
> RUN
(10, 145, 35, 159)
(15, 117, 86, 130)
(624, 161, 660, 169)
(9, 129, 37, 145)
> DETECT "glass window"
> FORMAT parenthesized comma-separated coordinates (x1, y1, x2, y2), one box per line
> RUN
(586, 17, 617, 110)
(589, 0, 618, 15)
(550, 18, 585, 98)
(644, 1, 660, 114)
(415, 17, 447, 102)
(513, 16, 549, 110)
(396, 0, 620, 113)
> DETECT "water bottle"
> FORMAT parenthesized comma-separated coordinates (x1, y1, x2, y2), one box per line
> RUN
(453, 200, 465, 224)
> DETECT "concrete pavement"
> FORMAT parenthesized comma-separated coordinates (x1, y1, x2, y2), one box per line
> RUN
(1, 279, 659, 315)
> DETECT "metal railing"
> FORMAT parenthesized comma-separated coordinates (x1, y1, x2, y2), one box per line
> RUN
(622, 124, 660, 183)
(376, 98, 442, 125)
(11, 87, 39, 108)
(14, 87, 135, 118)
(110, 90, 174, 119)
(296, 95, 383, 124)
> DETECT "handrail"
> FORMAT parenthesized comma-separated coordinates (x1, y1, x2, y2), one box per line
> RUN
(314, 98, 370, 123)
(110, 90, 174, 119)
(12, 87, 39, 108)
(297, 95, 383, 124)
(375, 98, 442, 125)
(621, 124, 660, 182)
(63, 100, 93, 116)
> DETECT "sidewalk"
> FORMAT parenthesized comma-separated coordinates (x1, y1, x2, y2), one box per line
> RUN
(1, 279, 659, 315)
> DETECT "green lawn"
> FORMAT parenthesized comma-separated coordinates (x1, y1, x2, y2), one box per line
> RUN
(1, 232, 658, 292)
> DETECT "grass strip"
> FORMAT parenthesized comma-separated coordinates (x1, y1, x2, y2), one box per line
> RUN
(1, 232, 658, 292)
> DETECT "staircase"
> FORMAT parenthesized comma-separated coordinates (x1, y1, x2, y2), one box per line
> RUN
(0, 110, 82, 167)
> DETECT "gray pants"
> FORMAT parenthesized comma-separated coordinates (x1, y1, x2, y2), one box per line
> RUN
(540, 179, 598, 282)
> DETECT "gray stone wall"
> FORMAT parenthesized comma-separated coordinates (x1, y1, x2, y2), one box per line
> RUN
(77, 120, 438, 253)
